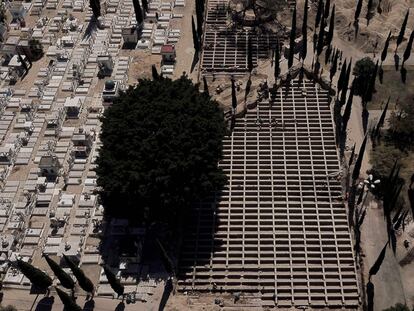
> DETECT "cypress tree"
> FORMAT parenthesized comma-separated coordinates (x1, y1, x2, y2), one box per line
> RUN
(373, 97, 389, 138)
(203, 76, 209, 96)
(369, 243, 388, 276)
(345, 59, 352, 89)
(245, 77, 252, 102)
(316, 19, 325, 56)
(342, 84, 354, 133)
(17, 53, 28, 72)
(133, 0, 143, 25)
(329, 49, 339, 82)
(151, 64, 159, 80)
(367, 281, 374, 311)
(196, 0, 203, 39)
(348, 143, 356, 166)
(364, 60, 378, 103)
(313, 32, 318, 55)
(315, 0, 324, 29)
(355, 0, 363, 21)
(55, 287, 82, 311)
(396, 10, 409, 51)
(16, 260, 52, 290)
(142, 0, 148, 12)
(324, 44, 332, 64)
(403, 29, 414, 66)
(323, 0, 330, 20)
(44, 254, 75, 290)
(333, 99, 342, 145)
(352, 135, 367, 181)
(247, 36, 253, 72)
(288, 6, 297, 69)
(103, 266, 124, 297)
(366, 0, 374, 25)
(89, 0, 101, 18)
(337, 60, 347, 94)
(301, 0, 308, 61)
(63, 255, 94, 294)
(231, 76, 237, 110)
(274, 41, 280, 81)
(381, 31, 392, 63)
(191, 16, 200, 52)
(326, 5, 335, 46)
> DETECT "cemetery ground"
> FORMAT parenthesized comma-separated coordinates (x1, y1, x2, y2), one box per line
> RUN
(0, 0, 196, 307)
(1, 0, 414, 309)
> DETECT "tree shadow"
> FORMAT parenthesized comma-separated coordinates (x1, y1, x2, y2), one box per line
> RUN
(394, 53, 400, 71)
(83, 299, 95, 311)
(30, 285, 48, 295)
(378, 66, 384, 84)
(158, 278, 173, 311)
(190, 52, 199, 73)
(362, 107, 369, 134)
(400, 66, 407, 84)
(122, 42, 137, 50)
(83, 17, 97, 40)
(35, 296, 54, 311)
(177, 193, 225, 292)
(114, 302, 125, 311)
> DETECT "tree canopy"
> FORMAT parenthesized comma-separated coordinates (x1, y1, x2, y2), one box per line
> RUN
(389, 99, 414, 147)
(96, 75, 227, 226)
(353, 57, 376, 100)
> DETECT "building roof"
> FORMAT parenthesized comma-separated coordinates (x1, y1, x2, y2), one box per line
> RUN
(161, 44, 175, 54)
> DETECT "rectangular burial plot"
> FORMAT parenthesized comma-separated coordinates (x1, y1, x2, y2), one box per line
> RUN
(178, 79, 359, 309)
(201, 31, 277, 73)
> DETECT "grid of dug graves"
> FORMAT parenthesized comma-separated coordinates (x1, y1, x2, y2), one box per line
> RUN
(202, 31, 278, 73)
(178, 80, 359, 309)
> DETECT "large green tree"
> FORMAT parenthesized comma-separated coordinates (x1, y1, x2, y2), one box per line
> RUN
(353, 57, 376, 99)
(96, 75, 227, 226)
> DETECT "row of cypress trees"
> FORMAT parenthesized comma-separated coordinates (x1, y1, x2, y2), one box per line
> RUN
(15, 254, 125, 308)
